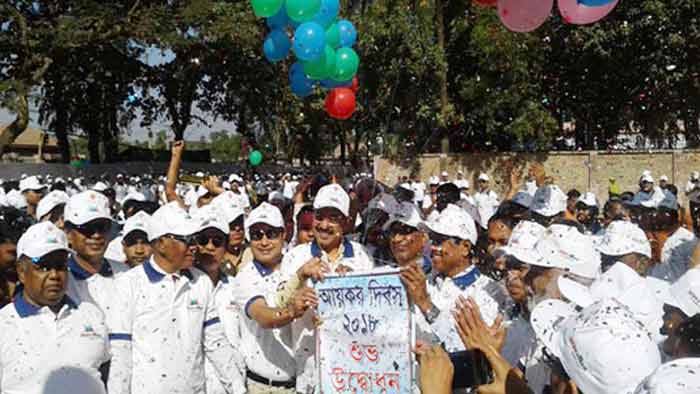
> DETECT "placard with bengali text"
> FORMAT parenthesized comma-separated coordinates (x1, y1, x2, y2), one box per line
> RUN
(315, 270, 412, 394)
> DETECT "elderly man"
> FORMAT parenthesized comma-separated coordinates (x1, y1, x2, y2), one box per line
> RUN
(0, 222, 110, 394)
(36, 190, 69, 229)
(107, 202, 245, 394)
(384, 201, 430, 271)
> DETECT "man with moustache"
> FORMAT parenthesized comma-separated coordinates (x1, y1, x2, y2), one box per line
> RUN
(107, 202, 245, 394)
(0, 222, 110, 394)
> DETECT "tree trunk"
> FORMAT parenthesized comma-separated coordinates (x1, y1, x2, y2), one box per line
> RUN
(435, 0, 449, 129)
(102, 111, 119, 163)
(0, 94, 30, 157)
(87, 124, 101, 163)
(54, 105, 71, 163)
(338, 122, 347, 165)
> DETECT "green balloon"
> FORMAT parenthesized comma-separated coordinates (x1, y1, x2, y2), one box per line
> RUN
(303, 46, 336, 80)
(250, 0, 284, 17)
(249, 150, 263, 166)
(286, 0, 321, 22)
(333, 47, 359, 81)
(325, 23, 341, 48)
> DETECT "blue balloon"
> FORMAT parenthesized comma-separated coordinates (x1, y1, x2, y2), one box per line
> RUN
(577, 0, 615, 5)
(266, 7, 289, 29)
(263, 29, 291, 63)
(289, 63, 315, 97)
(293, 22, 326, 62)
(319, 78, 352, 89)
(312, 0, 340, 28)
(337, 20, 357, 48)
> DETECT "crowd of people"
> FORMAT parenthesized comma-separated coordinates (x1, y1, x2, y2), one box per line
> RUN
(1, 140, 700, 394)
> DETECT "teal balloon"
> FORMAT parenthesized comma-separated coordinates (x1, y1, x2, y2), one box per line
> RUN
(337, 19, 357, 47)
(250, 0, 284, 17)
(302, 46, 336, 80)
(325, 22, 340, 48)
(312, 0, 340, 28)
(333, 47, 359, 81)
(286, 0, 321, 23)
(249, 150, 263, 166)
(263, 29, 291, 62)
(293, 22, 326, 61)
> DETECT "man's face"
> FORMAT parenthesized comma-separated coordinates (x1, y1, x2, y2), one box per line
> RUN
(661, 304, 687, 342)
(24, 189, 45, 205)
(249, 224, 285, 266)
(641, 181, 654, 193)
(487, 220, 511, 257)
(157, 234, 196, 269)
(0, 240, 17, 273)
(618, 253, 650, 275)
(313, 207, 346, 251)
(566, 197, 578, 213)
(122, 231, 152, 267)
(66, 219, 112, 264)
(575, 204, 592, 225)
(504, 258, 530, 304)
(430, 234, 468, 276)
(659, 180, 668, 188)
(195, 228, 227, 273)
(18, 250, 69, 306)
(388, 223, 426, 266)
(523, 265, 560, 303)
(228, 216, 245, 250)
(365, 210, 389, 245)
(478, 180, 489, 192)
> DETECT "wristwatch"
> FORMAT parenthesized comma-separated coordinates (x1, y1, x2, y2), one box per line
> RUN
(423, 303, 441, 324)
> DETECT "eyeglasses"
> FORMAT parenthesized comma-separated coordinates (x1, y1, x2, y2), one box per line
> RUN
(314, 211, 345, 225)
(249, 227, 283, 241)
(30, 256, 68, 272)
(164, 234, 195, 246)
(387, 223, 419, 238)
(429, 233, 461, 247)
(504, 256, 529, 272)
(195, 234, 226, 248)
(68, 219, 112, 237)
(123, 233, 149, 247)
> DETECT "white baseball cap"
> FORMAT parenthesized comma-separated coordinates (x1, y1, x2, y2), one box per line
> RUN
(530, 185, 567, 217)
(478, 173, 490, 182)
(6, 189, 27, 209)
(148, 201, 196, 241)
(534, 224, 601, 279)
(92, 181, 109, 192)
(210, 191, 246, 224)
(577, 192, 598, 207)
(500, 220, 546, 265)
(36, 190, 69, 220)
(419, 204, 477, 244)
(121, 191, 146, 205)
(429, 176, 440, 186)
(661, 268, 700, 317)
(633, 358, 700, 394)
(383, 202, 424, 231)
(229, 174, 243, 183)
(659, 175, 669, 182)
(533, 298, 661, 394)
(441, 171, 449, 177)
(367, 193, 400, 215)
(64, 191, 113, 226)
(313, 184, 350, 217)
(244, 202, 284, 241)
(193, 205, 229, 235)
(122, 211, 151, 238)
(512, 191, 533, 208)
(17, 222, 72, 260)
(19, 176, 45, 193)
(597, 220, 651, 258)
(641, 174, 655, 184)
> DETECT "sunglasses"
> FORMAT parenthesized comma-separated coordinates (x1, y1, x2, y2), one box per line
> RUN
(164, 234, 195, 246)
(504, 256, 529, 272)
(387, 223, 419, 238)
(123, 232, 149, 247)
(429, 232, 461, 247)
(249, 227, 283, 241)
(30, 256, 69, 272)
(195, 234, 226, 248)
(314, 211, 345, 225)
(68, 220, 112, 237)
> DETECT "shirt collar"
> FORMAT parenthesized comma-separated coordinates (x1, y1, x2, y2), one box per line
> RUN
(143, 257, 193, 283)
(252, 260, 275, 277)
(68, 255, 113, 280)
(310, 238, 354, 259)
(435, 265, 481, 290)
(14, 289, 77, 318)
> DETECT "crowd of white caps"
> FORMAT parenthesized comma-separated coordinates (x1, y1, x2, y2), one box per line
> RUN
(2, 166, 700, 394)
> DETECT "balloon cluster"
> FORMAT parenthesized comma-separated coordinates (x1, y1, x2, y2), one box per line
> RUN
(476, 0, 620, 32)
(251, 0, 361, 119)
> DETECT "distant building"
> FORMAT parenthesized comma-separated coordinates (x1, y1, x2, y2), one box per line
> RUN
(0, 124, 61, 163)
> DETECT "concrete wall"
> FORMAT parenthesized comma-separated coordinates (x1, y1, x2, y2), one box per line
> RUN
(374, 151, 700, 205)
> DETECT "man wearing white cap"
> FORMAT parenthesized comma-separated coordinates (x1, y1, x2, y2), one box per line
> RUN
(119, 211, 152, 267)
(108, 202, 245, 394)
(19, 175, 46, 220)
(362, 193, 400, 266)
(659, 269, 700, 358)
(658, 175, 669, 189)
(474, 173, 499, 227)
(410, 173, 426, 206)
(531, 298, 661, 394)
(529, 184, 567, 227)
(63, 191, 129, 318)
(0, 222, 110, 394)
(440, 171, 449, 184)
(597, 220, 652, 274)
(401, 204, 502, 352)
(383, 202, 430, 271)
(233, 202, 310, 394)
(210, 191, 251, 274)
(423, 176, 440, 212)
(575, 192, 601, 234)
(36, 190, 69, 229)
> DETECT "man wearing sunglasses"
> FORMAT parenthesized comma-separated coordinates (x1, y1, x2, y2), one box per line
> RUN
(0, 222, 110, 394)
(383, 201, 430, 272)
(107, 202, 245, 394)
(119, 211, 152, 267)
(211, 191, 253, 275)
(63, 191, 129, 319)
(233, 202, 310, 394)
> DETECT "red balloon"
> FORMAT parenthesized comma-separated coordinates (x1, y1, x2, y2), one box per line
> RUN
(325, 88, 356, 119)
(351, 76, 359, 93)
(474, 0, 497, 7)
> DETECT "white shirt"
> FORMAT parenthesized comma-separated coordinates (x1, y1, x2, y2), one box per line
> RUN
(233, 261, 296, 382)
(205, 273, 243, 394)
(0, 293, 109, 394)
(283, 181, 299, 200)
(649, 227, 698, 283)
(281, 240, 375, 393)
(66, 257, 129, 328)
(474, 190, 499, 226)
(107, 258, 245, 394)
